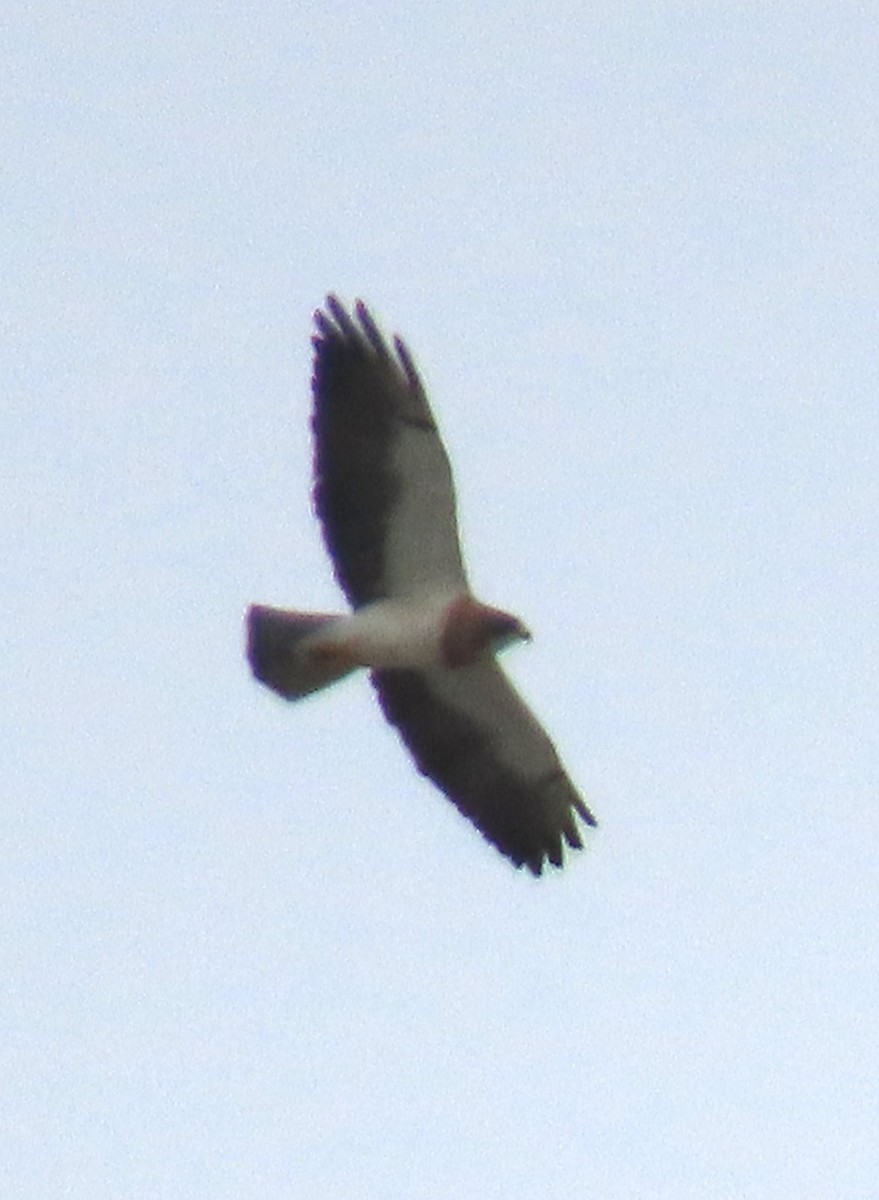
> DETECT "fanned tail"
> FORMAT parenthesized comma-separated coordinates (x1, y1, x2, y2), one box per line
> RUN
(246, 605, 356, 700)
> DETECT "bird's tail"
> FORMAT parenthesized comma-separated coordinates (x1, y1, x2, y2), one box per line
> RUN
(246, 605, 357, 700)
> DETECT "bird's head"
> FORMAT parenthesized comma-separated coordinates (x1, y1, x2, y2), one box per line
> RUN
(441, 597, 532, 667)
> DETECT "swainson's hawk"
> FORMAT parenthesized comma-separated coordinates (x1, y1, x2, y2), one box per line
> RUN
(247, 296, 595, 874)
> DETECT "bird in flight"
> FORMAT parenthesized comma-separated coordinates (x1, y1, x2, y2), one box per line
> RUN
(247, 296, 595, 874)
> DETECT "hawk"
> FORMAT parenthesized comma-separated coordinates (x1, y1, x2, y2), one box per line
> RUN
(247, 296, 595, 873)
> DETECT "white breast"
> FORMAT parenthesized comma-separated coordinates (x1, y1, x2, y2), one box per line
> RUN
(320, 592, 464, 669)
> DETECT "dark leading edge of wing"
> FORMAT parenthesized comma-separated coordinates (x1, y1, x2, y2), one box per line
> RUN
(311, 295, 453, 608)
(372, 667, 596, 875)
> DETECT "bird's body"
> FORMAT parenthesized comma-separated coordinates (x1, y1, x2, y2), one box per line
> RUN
(314, 590, 465, 670)
(247, 296, 595, 874)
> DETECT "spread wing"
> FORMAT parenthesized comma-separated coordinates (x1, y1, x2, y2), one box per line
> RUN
(372, 662, 595, 874)
(312, 296, 468, 608)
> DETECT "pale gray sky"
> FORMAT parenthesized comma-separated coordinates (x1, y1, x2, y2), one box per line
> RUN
(3, 4, 878, 1197)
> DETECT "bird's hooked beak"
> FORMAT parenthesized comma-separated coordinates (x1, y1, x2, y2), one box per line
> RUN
(512, 618, 532, 644)
(487, 610, 532, 651)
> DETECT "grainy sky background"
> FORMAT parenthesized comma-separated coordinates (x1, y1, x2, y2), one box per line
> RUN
(3, 4, 878, 1197)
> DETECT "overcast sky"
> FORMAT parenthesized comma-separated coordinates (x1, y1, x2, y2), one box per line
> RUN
(3, 4, 878, 1197)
